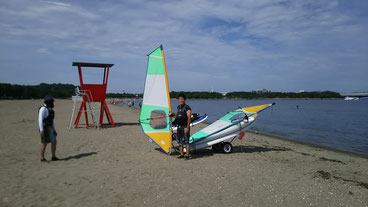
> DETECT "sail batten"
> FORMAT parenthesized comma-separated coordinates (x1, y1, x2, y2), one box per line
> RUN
(140, 45, 172, 153)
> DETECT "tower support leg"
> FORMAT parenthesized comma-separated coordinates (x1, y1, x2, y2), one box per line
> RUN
(103, 101, 115, 127)
(84, 102, 89, 127)
(99, 102, 104, 127)
(74, 101, 85, 128)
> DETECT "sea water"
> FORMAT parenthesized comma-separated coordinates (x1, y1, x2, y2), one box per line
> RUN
(170, 99, 368, 157)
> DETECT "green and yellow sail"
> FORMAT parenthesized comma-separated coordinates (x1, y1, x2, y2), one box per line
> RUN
(139, 45, 172, 153)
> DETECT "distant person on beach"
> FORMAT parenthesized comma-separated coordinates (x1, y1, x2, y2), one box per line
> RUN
(38, 95, 59, 162)
(169, 94, 192, 159)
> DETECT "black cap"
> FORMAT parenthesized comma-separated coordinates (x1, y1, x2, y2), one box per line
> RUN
(44, 94, 54, 102)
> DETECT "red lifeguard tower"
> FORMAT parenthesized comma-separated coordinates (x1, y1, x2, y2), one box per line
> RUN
(73, 62, 115, 128)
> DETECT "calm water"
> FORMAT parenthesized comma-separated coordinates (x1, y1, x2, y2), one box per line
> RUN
(170, 99, 368, 156)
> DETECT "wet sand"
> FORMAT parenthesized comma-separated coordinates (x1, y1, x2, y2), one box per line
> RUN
(0, 99, 367, 206)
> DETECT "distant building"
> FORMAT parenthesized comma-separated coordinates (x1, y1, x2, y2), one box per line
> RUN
(298, 90, 305, 93)
(252, 89, 269, 94)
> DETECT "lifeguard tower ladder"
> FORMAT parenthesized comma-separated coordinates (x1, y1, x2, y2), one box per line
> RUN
(72, 62, 115, 128)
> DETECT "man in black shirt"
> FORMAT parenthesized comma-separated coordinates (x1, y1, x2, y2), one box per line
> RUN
(169, 94, 192, 159)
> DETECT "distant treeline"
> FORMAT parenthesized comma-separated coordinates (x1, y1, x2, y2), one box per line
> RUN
(0, 83, 342, 99)
(0, 83, 75, 99)
(170, 91, 223, 99)
(0, 83, 141, 99)
(106, 93, 142, 98)
(226, 91, 342, 99)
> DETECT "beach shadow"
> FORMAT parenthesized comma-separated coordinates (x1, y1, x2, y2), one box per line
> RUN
(60, 152, 97, 161)
(155, 145, 289, 159)
(73, 122, 139, 129)
(113, 122, 140, 127)
(232, 145, 290, 153)
(97, 122, 139, 129)
(155, 148, 214, 159)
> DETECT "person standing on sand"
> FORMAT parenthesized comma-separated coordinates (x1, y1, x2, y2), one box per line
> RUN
(38, 95, 59, 162)
(169, 94, 192, 160)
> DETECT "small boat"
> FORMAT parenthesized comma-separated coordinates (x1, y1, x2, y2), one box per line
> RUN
(344, 96, 359, 101)
(185, 103, 275, 153)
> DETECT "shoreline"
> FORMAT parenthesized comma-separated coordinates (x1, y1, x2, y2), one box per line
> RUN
(2, 98, 366, 158)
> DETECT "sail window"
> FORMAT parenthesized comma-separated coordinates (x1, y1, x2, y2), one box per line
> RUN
(150, 110, 167, 129)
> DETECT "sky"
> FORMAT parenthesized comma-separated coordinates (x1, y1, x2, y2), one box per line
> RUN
(0, 0, 367, 93)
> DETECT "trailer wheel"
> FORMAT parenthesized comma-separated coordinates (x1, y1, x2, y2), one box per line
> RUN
(212, 143, 223, 152)
(223, 142, 233, 154)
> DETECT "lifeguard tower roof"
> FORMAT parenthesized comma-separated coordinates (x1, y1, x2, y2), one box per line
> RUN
(72, 62, 114, 68)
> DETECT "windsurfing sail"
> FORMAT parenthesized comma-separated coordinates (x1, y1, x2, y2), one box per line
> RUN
(139, 45, 172, 153)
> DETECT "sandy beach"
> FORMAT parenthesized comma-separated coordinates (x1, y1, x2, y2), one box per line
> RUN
(0, 99, 367, 207)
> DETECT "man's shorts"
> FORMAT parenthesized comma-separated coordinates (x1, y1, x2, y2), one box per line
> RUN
(177, 126, 190, 147)
(40, 127, 56, 144)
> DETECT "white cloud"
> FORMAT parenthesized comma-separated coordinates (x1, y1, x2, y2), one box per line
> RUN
(0, 0, 367, 92)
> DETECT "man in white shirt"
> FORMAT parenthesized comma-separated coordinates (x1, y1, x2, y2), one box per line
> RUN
(38, 95, 58, 162)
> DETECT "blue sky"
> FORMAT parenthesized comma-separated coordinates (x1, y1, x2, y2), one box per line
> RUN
(0, 0, 367, 93)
